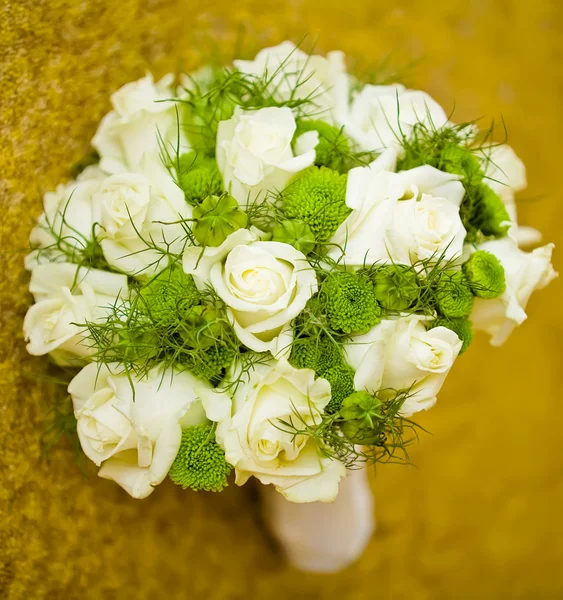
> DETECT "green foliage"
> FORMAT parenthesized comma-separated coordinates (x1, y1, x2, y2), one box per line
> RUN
(463, 250, 506, 299)
(294, 120, 350, 171)
(434, 271, 474, 318)
(428, 316, 474, 355)
(192, 193, 248, 246)
(271, 219, 316, 255)
(320, 271, 381, 334)
(69, 149, 100, 178)
(86, 268, 238, 386)
(282, 167, 349, 242)
(169, 424, 232, 492)
(176, 152, 223, 205)
(372, 264, 420, 311)
(179, 60, 334, 154)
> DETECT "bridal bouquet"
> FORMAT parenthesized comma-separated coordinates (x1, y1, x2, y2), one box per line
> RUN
(24, 42, 556, 503)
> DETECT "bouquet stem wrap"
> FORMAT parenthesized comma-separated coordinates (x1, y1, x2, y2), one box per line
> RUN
(260, 466, 375, 572)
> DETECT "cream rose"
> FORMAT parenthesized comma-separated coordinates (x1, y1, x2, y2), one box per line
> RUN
(92, 73, 189, 174)
(216, 106, 316, 204)
(23, 262, 128, 365)
(234, 41, 349, 124)
(471, 238, 557, 346)
(183, 229, 317, 357)
(343, 84, 449, 152)
(344, 315, 462, 417)
(329, 149, 466, 267)
(97, 153, 191, 278)
(202, 359, 346, 503)
(26, 166, 105, 269)
(69, 363, 209, 499)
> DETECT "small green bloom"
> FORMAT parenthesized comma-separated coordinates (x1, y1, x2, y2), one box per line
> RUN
(272, 219, 316, 255)
(476, 184, 511, 237)
(139, 267, 200, 327)
(169, 424, 232, 492)
(294, 120, 350, 171)
(185, 343, 235, 384)
(339, 391, 384, 445)
(321, 363, 356, 415)
(321, 271, 381, 334)
(373, 264, 419, 311)
(282, 167, 349, 242)
(463, 250, 506, 299)
(193, 194, 248, 247)
(289, 334, 341, 373)
(434, 271, 474, 318)
(428, 317, 474, 354)
(177, 152, 223, 205)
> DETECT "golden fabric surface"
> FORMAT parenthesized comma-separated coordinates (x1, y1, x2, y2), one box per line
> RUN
(1, 1, 562, 598)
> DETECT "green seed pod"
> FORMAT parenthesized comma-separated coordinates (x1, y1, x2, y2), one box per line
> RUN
(193, 194, 248, 247)
(373, 264, 419, 311)
(340, 391, 384, 445)
(272, 219, 316, 255)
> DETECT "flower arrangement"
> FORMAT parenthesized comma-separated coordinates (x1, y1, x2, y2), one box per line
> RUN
(24, 41, 556, 503)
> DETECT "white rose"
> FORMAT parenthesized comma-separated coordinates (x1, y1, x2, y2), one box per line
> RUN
(481, 144, 541, 247)
(26, 166, 105, 270)
(216, 106, 316, 204)
(329, 149, 466, 266)
(343, 84, 449, 152)
(471, 238, 557, 346)
(344, 315, 462, 417)
(202, 359, 346, 503)
(92, 73, 189, 174)
(183, 229, 317, 357)
(234, 41, 349, 123)
(68, 363, 209, 499)
(97, 153, 191, 278)
(23, 262, 128, 365)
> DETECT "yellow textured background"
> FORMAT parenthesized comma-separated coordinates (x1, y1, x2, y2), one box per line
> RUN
(1, 1, 562, 598)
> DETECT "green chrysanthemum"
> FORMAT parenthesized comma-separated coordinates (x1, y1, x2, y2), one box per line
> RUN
(272, 219, 316, 255)
(463, 250, 506, 299)
(186, 343, 235, 384)
(282, 167, 349, 242)
(177, 152, 223, 205)
(321, 363, 356, 415)
(476, 184, 511, 237)
(193, 194, 248, 247)
(373, 264, 419, 311)
(294, 120, 350, 171)
(289, 334, 341, 372)
(339, 391, 384, 444)
(169, 424, 232, 492)
(428, 317, 474, 354)
(139, 267, 200, 327)
(434, 271, 474, 318)
(321, 272, 381, 334)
